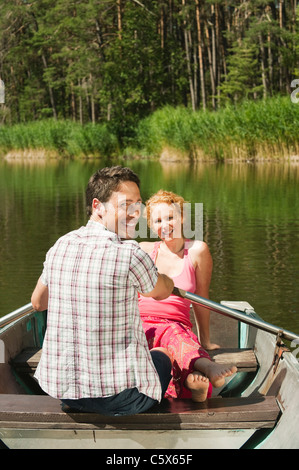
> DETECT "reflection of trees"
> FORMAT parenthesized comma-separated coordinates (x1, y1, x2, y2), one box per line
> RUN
(0, 160, 91, 315)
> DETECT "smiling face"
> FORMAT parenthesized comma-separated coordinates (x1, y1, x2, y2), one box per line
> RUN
(93, 181, 142, 239)
(150, 203, 183, 241)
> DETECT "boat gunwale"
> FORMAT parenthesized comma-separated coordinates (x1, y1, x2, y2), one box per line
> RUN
(0, 303, 35, 330)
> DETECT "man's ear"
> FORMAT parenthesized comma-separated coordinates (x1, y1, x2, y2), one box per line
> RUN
(92, 198, 106, 218)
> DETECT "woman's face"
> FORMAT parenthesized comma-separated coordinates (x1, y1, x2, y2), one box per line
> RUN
(150, 203, 183, 240)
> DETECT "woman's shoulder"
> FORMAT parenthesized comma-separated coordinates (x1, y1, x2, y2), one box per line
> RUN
(187, 240, 212, 267)
(186, 239, 209, 254)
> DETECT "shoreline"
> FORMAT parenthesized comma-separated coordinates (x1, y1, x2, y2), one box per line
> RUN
(1, 96, 298, 164)
(1, 147, 299, 164)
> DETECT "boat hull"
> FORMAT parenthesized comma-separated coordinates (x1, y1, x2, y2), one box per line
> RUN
(0, 304, 298, 449)
(240, 324, 299, 449)
(0, 428, 255, 450)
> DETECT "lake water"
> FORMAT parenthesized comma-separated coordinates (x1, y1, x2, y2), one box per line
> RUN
(0, 157, 298, 338)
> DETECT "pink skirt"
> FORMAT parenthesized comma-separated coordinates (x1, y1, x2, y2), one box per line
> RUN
(142, 316, 212, 399)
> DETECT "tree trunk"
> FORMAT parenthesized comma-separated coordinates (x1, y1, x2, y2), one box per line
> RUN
(41, 54, 57, 119)
(71, 83, 76, 121)
(182, 0, 196, 110)
(205, 23, 216, 109)
(267, 30, 273, 95)
(215, 3, 221, 107)
(79, 80, 83, 124)
(278, 0, 283, 91)
(117, 0, 122, 39)
(192, 30, 199, 109)
(90, 74, 96, 124)
(195, 0, 206, 110)
(159, 5, 165, 49)
(259, 34, 267, 99)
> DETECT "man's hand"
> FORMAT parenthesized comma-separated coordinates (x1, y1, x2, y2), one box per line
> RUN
(140, 273, 174, 301)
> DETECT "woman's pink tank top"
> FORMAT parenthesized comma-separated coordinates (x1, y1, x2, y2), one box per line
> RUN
(138, 241, 196, 329)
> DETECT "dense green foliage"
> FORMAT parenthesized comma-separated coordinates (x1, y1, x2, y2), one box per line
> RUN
(0, 0, 298, 145)
(0, 119, 119, 157)
(136, 96, 299, 160)
(0, 96, 298, 160)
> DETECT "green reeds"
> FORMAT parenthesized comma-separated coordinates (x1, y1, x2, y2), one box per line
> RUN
(0, 120, 119, 158)
(0, 96, 298, 160)
(136, 96, 299, 161)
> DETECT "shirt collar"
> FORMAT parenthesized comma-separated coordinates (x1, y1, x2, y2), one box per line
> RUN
(87, 219, 120, 240)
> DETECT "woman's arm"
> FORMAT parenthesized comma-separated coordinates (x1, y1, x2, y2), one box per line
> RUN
(191, 241, 220, 350)
(31, 277, 49, 311)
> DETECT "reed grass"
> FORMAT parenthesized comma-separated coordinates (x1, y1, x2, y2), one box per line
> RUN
(136, 96, 299, 161)
(0, 120, 119, 158)
(0, 96, 298, 160)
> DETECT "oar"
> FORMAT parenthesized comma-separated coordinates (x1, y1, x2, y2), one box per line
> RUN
(173, 287, 299, 343)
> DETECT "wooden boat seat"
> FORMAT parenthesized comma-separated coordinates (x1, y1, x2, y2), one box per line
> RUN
(5, 349, 278, 433)
(11, 346, 258, 374)
(0, 393, 279, 431)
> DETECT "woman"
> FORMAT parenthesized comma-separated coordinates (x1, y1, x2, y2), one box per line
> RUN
(139, 190, 237, 402)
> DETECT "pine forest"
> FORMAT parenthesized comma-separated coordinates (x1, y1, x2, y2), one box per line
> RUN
(0, 0, 298, 158)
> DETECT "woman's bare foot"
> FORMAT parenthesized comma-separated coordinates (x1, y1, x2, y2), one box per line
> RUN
(194, 358, 237, 388)
(203, 342, 221, 351)
(185, 372, 210, 402)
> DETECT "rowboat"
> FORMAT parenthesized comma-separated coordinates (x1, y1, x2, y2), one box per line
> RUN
(0, 294, 298, 450)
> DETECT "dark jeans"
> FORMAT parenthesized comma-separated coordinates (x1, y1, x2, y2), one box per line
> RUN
(61, 350, 172, 416)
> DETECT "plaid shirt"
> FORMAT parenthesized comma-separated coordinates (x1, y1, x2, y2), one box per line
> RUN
(35, 220, 162, 401)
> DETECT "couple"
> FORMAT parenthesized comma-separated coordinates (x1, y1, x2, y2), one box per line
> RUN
(31, 166, 236, 416)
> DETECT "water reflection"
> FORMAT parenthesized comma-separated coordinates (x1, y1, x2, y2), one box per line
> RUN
(0, 158, 298, 334)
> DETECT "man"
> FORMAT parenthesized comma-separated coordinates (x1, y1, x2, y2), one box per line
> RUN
(31, 166, 174, 415)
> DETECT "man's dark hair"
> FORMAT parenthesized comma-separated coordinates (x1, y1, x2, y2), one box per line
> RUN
(85, 166, 140, 216)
